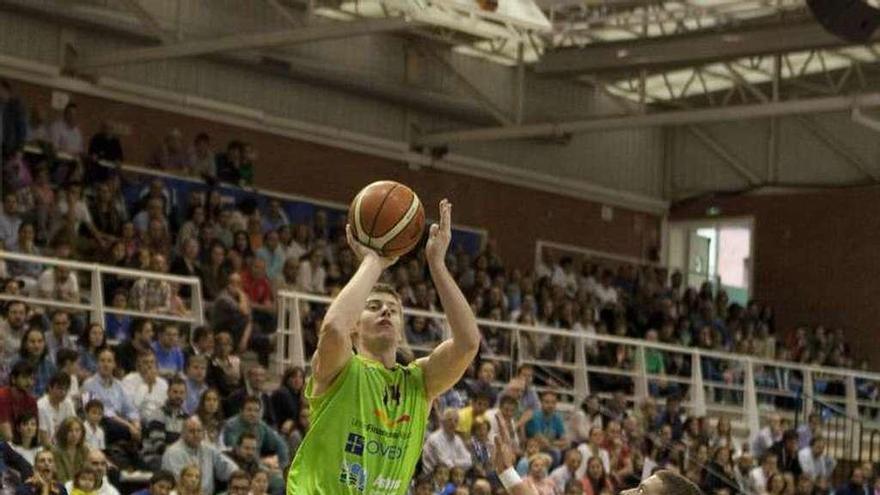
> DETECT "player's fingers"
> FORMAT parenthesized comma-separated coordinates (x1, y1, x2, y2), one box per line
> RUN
(496, 415, 510, 443)
(440, 200, 451, 231)
(429, 223, 439, 238)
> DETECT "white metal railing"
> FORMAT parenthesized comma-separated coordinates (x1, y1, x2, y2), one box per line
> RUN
(0, 250, 204, 326)
(276, 289, 880, 451)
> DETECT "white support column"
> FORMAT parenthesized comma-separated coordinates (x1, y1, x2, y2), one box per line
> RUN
(574, 335, 589, 404)
(803, 370, 814, 418)
(845, 375, 862, 459)
(90, 269, 104, 326)
(691, 351, 707, 416)
(634, 345, 649, 401)
(744, 360, 761, 441)
(289, 297, 306, 369)
(273, 296, 288, 375)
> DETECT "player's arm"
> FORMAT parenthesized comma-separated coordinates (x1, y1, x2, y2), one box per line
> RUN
(312, 225, 396, 394)
(493, 416, 537, 495)
(417, 200, 480, 401)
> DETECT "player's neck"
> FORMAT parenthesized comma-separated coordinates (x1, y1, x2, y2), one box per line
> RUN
(359, 347, 397, 369)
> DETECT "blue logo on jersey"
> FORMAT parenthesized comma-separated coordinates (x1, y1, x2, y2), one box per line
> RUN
(338, 460, 367, 492)
(345, 433, 365, 456)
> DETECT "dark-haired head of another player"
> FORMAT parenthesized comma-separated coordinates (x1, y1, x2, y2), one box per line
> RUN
(619, 470, 703, 495)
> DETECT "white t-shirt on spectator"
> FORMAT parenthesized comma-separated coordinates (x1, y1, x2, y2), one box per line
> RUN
(551, 266, 578, 296)
(121, 372, 169, 422)
(10, 443, 38, 466)
(37, 269, 80, 302)
(575, 444, 611, 479)
(748, 466, 770, 495)
(593, 284, 618, 305)
(49, 119, 84, 155)
(297, 259, 326, 294)
(56, 198, 93, 233)
(84, 421, 106, 451)
(422, 429, 473, 474)
(37, 395, 76, 442)
(485, 408, 520, 453)
(797, 447, 836, 481)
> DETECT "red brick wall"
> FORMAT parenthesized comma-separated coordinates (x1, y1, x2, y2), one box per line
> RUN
(11, 79, 661, 270)
(670, 188, 880, 365)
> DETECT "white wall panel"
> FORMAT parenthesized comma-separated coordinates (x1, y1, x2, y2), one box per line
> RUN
(0, 11, 59, 64)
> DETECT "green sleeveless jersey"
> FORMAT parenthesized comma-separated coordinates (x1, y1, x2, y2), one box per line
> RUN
(287, 355, 429, 495)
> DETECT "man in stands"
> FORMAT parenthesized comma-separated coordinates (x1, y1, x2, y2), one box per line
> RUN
(36, 371, 74, 445)
(36, 244, 80, 303)
(211, 272, 254, 355)
(64, 449, 120, 495)
(82, 348, 141, 444)
(226, 432, 284, 495)
(771, 429, 802, 476)
(49, 102, 83, 155)
(798, 436, 836, 481)
(116, 319, 155, 375)
(0, 300, 29, 361)
(183, 355, 209, 414)
(525, 391, 568, 462)
(189, 132, 216, 178)
(0, 190, 21, 250)
(423, 408, 473, 475)
(122, 351, 168, 422)
(162, 416, 238, 494)
(0, 361, 37, 441)
(797, 412, 822, 449)
(222, 395, 289, 466)
(132, 470, 176, 495)
(548, 448, 583, 492)
(466, 361, 498, 405)
(457, 392, 492, 439)
(152, 324, 185, 378)
(184, 325, 214, 361)
(141, 377, 188, 471)
(753, 413, 784, 459)
(45, 310, 76, 358)
(225, 364, 274, 425)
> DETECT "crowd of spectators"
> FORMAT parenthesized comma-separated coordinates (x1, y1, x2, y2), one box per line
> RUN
(0, 80, 875, 495)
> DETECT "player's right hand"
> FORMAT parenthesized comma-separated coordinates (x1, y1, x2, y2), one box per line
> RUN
(346, 223, 398, 269)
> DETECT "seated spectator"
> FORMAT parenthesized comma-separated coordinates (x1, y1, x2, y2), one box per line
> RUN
(89, 181, 125, 240)
(0, 190, 22, 250)
(81, 400, 105, 453)
(161, 417, 238, 495)
(81, 349, 141, 445)
(37, 372, 75, 446)
(271, 257, 298, 294)
(225, 365, 273, 425)
(525, 392, 568, 460)
(133, 198, 169, 238)
(256, 231, 284, 281)
(771, 429, 802, 477)
(152, 324, 185, 378)
(17, 449, 67, 495)
(29, 165, 55, 241)
(261, 200, 288, 234)
(55, 349, 81, 406)
(185, 326, 214, 362)
(582, 456, 615, 495)
(52, 182, 109, 251)
(216, 141, 245, 186)
(143, 218, 173, 261)
(52, 416, 89, 483)
(422, 409, 472, 475)
(486, 394, 521, 454)
(131, 254, 173, 313)
(64, 450, 119, 495)
(210, 273, 253, 355)
(249, 470, 271, 495)
(174, 464, 202, 495)
(753, 414, 784, 460)
(77, 323, 108, 380)
(189, 132, 216, 178)
(798, 437, 835, 481)
(222, 395, 289, 466)
(224, 470, 252, 495)
(550, 448, 583, 493)
(288, 406, 309, 459)
(104, 289, 132, 342)
(151, 129, 190, 172)
(36, 246, 80, 304)
(200, 243, 228, 301)
(749, 453, 778, 495)
(571, 396, 604, 446)
(797, 413, 821, 450)
(17, 328, 57, 396)
(296, 248, 326, 294)
(141, 377, 188, 471)
(456, 393, 491, 440)
(196, 389, 224, 446)
(122, 351, 168, 422)
(1, 300, 29, 361)
(7, 221, 42, 288)
(170, 238, 201, 300)
(523, 452, 557, 495)
(270, 366, 304, 437)
(183, 355, 209, 415)
(46, 310, 76, 359)
(131, 470, 176, 495)
(225, 431, 285, 494)
(115, 319, 155, 375)
(88, 121, 124, 163)
(10, 413, 39, 466)
(49, 103, 84, 155)
(177, 207, 206, 253)
(207, 330, 242, 399)
(0, 436, 33, 489)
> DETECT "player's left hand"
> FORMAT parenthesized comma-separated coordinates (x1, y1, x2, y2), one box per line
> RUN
(426, 199, 451, 266)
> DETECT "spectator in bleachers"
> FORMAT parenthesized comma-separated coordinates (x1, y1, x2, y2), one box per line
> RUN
(1, 300, 30, 362)
(195, 388, 224, 446)
(217, 141, 245, 186)
(221, 395, 289, 468)
(272, 256, 299, 295)
(525, 392, 567, 461)
(189, 132, 216, 179)
(18, 328, 56, 397)
(17, 449, 66, 495)
(549, 448, 583, 493)
(141, 377, 188, 471)
(134, 198, 169, 238)
(522, 452, 557, 495)
(122, 351, 169, 423)
(771, 429, 803, 477)
(132, 469, 175, 495)
(52, 416, 88, 483)
(295, 248, 326, 295)
(161, 416, 238, 495)
(36, 243, 80, 303)
(184, 326, 214, 362)
(456, 392, 490, 440)
(105, 289, 132, 342)
(177, 206, 206, 254)
(753, 414, 784, 459)
(152, 324, 185, 378)
(1, 80, 28, 158)
(270, 366, 304, 438)
(81, 349, 141, 445)
(798, 437, 835, 481)
(151, 129, 190, 173)
(256, 230, 284, 281)
(88, 121, 124, 163)
(183, 355, 208, 415)
(49, 103, 84, 156)
(261, 200, 288, 233)
(422, 408, 473, 475)
(10, 413, 39, 466)
(211, 273, 253, 355)
(115, 319, 154, 375)
(82, 400, 105, 452)
(174, 464, 202, 495)
(131, 254, 173, 313)
(749, 452, 779, 494)
(90, 181, 125, 240)
(37, 372, 74, 446)
(46, 310, 75, 359)
(0, 190, 22, 249)
(27, 165, 54, 242)
(65, 449, 119, 495)
(207, 330, 242, 399)
(575, 426, 610, 478)
(144, 218, 173, 260)
(285, 224, 310, 262)
(465, 361, 498, 406)
(8, 222, 42, 290)
(77, 323, 108, 380)
(200, 242, 228, 301)
(55, 349, 81, 406)
(225, 365, 273, 426)
(797, 412, 822, 449)
(53, 182, 111, 251)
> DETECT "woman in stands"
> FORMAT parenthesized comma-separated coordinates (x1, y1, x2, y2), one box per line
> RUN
(271, 366, 305, 437)
(201, 242, 228, 301)
(172, 464, 201, 495)
(288, 406, 310, 458)
(76, 323, 107, 381)
(195, 388, 224, 446)
(249, 470, 270, 495)
(8, 221, 42, 291)
(232, 230, 252, 259)
(582, 457, 614, 495)
(10, 413, 40, 466)
(52, 416, 89, 483)
(17, 328, 56, 396)
(18, 449, 67, 495)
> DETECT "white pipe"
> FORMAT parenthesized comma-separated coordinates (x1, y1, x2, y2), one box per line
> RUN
(852, 106, 880, 133)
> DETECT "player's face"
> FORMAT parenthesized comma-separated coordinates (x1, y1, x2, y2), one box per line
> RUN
(358, 292, 403, 346)
(619, 474, 664, 495)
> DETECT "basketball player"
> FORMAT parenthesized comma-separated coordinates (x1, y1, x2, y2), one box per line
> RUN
(491, 416, 703, 495)
(286, 199, 480, 494)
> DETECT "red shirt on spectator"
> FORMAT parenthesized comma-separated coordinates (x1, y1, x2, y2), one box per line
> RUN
(241, 270, 273, 306)
(0, 385, 38, 429)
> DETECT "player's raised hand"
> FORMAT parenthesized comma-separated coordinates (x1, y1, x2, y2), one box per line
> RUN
(492, 415, 517, 473)
(346, 223, 398, 269)
(426, 199, 451, 266)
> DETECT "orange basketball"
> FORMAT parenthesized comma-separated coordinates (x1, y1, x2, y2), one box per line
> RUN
(348, 181, 426, 258)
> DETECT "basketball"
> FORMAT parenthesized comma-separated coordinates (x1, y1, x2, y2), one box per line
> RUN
(348, 180, 426, 258)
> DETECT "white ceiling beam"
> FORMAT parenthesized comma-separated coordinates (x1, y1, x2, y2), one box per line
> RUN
(537, 21, 879, 76)
(116, 0, 170, 42)
(686, 126, 761, 186)
(415, 92, 880, 145)
(76, 18, 416, 68)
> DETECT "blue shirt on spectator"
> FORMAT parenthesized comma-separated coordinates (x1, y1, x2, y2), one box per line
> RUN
(184, 377, 208, 415)
(525, 408, 565, 440)
(152, 342, 185, 377)
(82, 374, 140, 422)
(105, 314, 133, 342)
